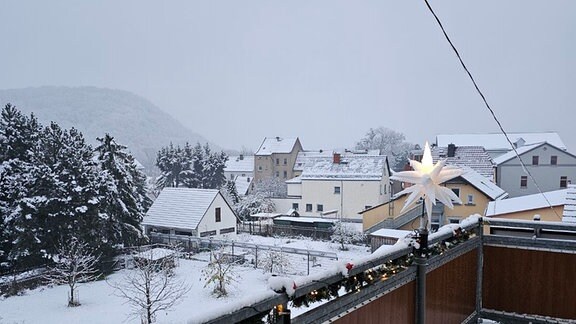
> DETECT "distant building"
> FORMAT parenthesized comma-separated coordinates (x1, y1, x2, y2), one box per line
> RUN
(430, 145, 495, 181)
(224, 155, 254, 196)
(362, 168, 507, 232)
(485, 185, 576, 222)
(436, 132, 566, 159)
(493, 142, 576, 197)
(273, 152, 392, 221)
(253, 137, 303, 186)
(143, 188, 239, 238)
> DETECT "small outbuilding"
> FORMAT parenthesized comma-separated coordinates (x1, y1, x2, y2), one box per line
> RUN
(143, 188, 239, 238)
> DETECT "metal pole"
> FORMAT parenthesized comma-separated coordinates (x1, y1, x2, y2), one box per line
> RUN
(475, 217, 484, 319)
(415, 201, 428, 324)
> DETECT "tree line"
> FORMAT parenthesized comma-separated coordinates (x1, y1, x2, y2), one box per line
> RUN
(0, 104, 151, 272)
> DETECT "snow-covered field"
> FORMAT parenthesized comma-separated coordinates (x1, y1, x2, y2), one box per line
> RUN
(0, 234, 371, 324)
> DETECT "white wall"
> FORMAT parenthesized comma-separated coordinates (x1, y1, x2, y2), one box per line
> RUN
(197, 193, 238, 238)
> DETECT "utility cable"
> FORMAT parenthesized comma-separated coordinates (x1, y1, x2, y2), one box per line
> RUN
(422, 0, 561, 219)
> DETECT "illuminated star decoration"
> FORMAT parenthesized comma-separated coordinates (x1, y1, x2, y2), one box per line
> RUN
(390, 142, 463, 228)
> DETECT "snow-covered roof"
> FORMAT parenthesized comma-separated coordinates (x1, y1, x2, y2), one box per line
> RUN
(286, 176, 302, 184)
(370, 229, 411, 239)
(300, 155, 388, 180)
(250, 212, 282, 218)
(460, 168, 508, 200)
(486, 188, 568, 217)
(255, 137, 299, 156)
(436, 132, 566, 151)
(491, 142, 575, 166)
(225, 155, 254, 172)
(273, 216, 337, 223)
(431, 146, 494, 179)
(134, 248, 176, 261)
(143, 188, 220, 230)
(294, 149, 381, 171)
(234, 175, 252, 196)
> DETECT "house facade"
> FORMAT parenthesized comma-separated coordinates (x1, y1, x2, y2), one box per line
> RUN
(273, 153, 392, 221)
(362, 168, 507, 232)
(493, 142, 576, 197)
(142, 188, 238, 238)
(253, 137, 303, 185)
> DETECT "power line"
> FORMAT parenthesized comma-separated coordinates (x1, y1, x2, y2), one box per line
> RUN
(422, 0, 561, 219)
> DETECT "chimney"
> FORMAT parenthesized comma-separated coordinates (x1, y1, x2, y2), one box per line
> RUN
(239, 154, 244, 160)
(333, 152, 341, 164)
(447, 144, 456, 158)
(276, 136, 281, 141)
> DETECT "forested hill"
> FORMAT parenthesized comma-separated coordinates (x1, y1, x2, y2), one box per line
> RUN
(0, 86, 216, 172)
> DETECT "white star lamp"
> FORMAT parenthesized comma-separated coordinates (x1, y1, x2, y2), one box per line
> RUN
(390, 141, 463, 229)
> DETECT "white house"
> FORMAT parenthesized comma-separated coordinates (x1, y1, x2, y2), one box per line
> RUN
(224, 155, 254, 196)
(143, 188, 239, 238)
(273, 153, 392, 221)
(493, 142, 576, 197)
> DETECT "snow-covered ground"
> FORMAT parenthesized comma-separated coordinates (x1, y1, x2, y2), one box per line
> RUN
(0, 234, 371, 324)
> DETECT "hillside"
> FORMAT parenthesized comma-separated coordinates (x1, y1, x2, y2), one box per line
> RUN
(0, 86, 216, 172)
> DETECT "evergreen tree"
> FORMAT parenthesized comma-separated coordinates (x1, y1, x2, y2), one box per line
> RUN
(0, 104, 43, 269)
(155, 142, 227, 191)
(95, 133, 151, 247)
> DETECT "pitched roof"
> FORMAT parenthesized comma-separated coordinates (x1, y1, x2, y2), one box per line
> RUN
(491, 142, 576, 165)
(486, 188, 568, 217)
(459, 168, 508, 200)
(300, 155, 389, 180)
(225, 155, 254, 173)
(294, 149, 381, 171)
(233, 175, 252, 196)
(431, 146, 494, 179)
(255, 137, 299, 156)
(143, 188, 220, 230)
(436, 132, 566, 151)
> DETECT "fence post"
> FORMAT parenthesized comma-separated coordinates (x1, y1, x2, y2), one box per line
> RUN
(415, 227, 428, 324)
(255, 246, 258, 268)
(307, 252, 310, 275)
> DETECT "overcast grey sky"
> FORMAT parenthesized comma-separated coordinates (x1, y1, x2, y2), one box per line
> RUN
(1, 1, 575, 152)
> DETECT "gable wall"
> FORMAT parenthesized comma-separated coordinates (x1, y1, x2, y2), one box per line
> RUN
(197, 194, 238, 238)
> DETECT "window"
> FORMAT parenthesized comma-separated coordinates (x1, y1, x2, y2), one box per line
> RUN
(317, 204, 324, 212)
(275, 171, 279, 177)
(220, 227, 235, 234)
(292, 203, 299, 211)
(175, 230, 192, 236)
(551, 156, 558, 165)
(276, 158, 280, 165)
(451, 188, 460, 199)
(258, 165, 263, 171)
(449, 218, 460, 224)
(283, 170, 287, 179)
(334, 186, 341, 194)
(560, 176, 568, 188)
(283, 158, 287, 165)
(466, 194, 474, 205)
(230, 174, 235, 180)
(520, 176, 528, 188)
(200, 230, 217, 237)
(215, 207, 221, 222)
(532, 155, 539, 165)
(306, 204, 313, 212)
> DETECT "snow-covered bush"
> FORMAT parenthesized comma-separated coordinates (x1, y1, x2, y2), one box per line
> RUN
(331, 221, 365, 251)
(259, 250, 290, 275)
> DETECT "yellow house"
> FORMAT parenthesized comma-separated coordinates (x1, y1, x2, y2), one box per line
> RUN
(485, 188, 570, 222)
(362, 168, 508, 232)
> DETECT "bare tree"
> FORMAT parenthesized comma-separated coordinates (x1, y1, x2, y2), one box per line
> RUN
(44, 237, 100, 307)
(355, 127, 413, 170)
(202, 248, 238, 297)
(259, 250, 291, 275)
(111, 248, 190, 323)
(331, 221, 365, 251)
